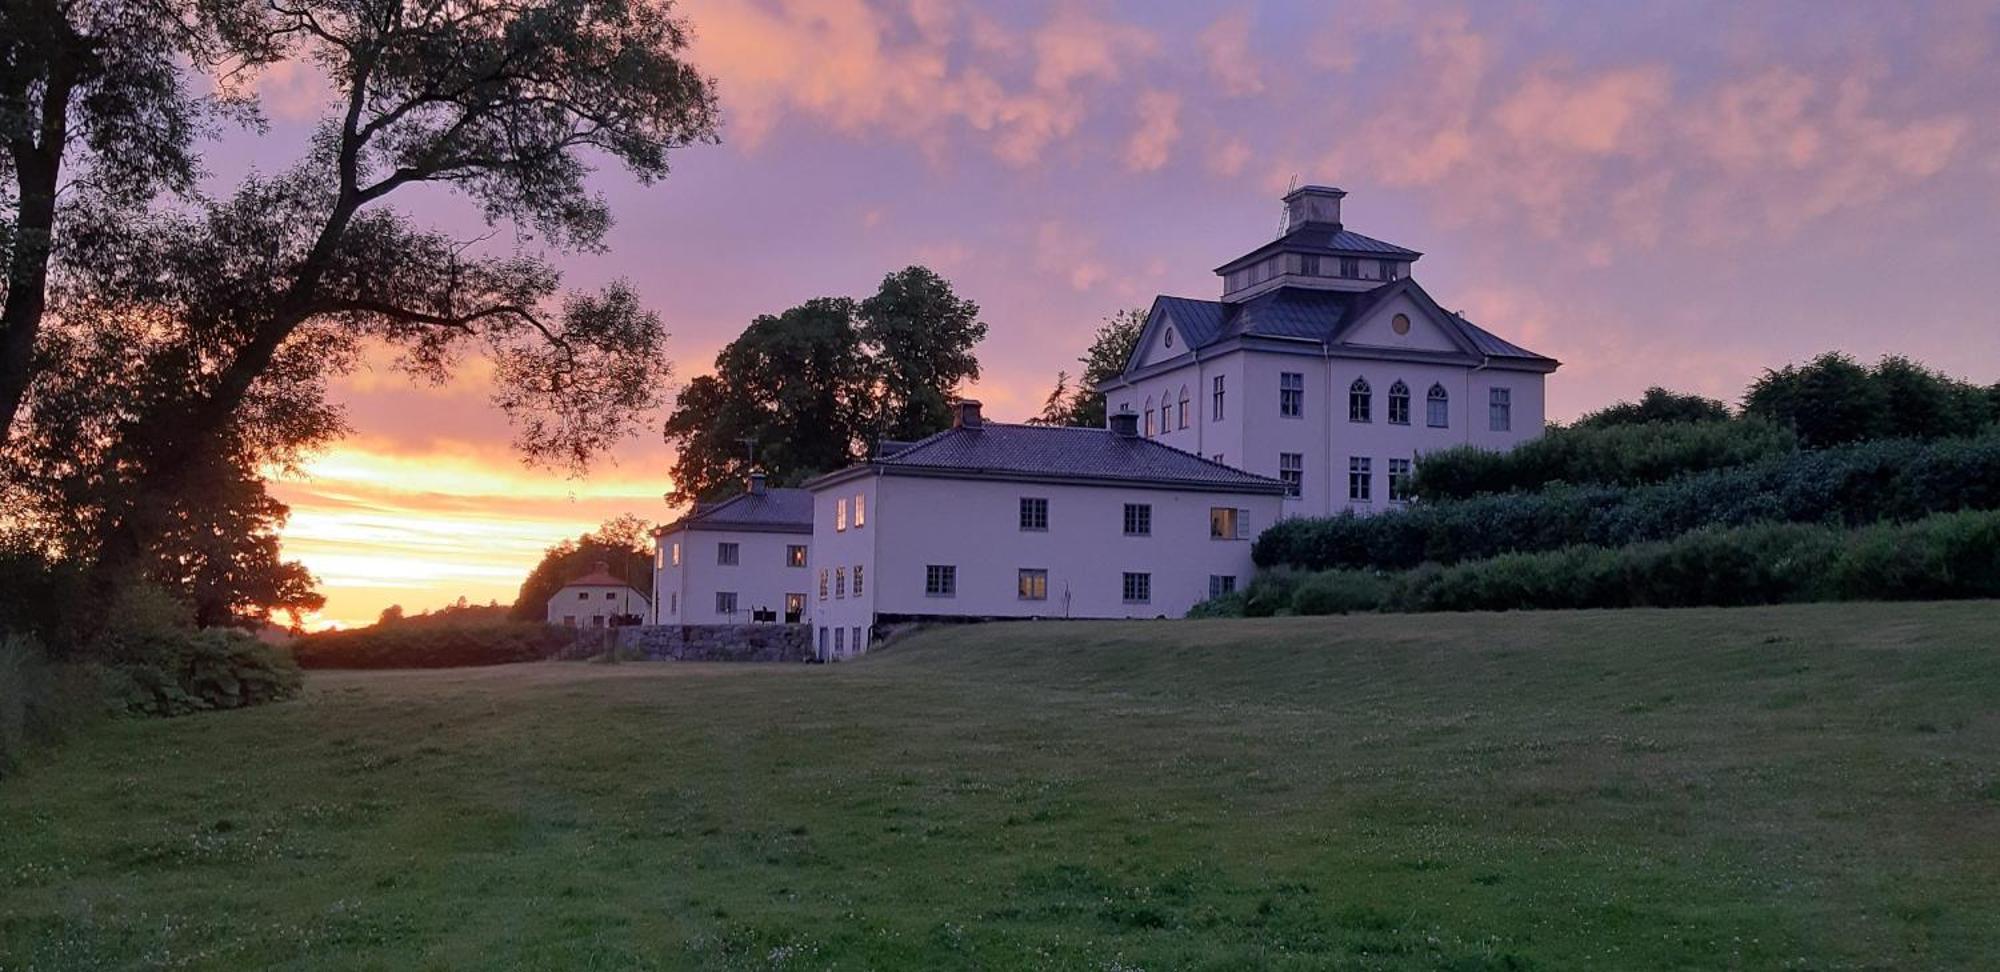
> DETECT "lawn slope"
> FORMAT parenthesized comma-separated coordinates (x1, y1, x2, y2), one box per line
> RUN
(3, 603, 1998, 969)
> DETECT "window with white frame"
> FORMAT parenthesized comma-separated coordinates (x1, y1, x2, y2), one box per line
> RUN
(818, 627, 828, 656)
(1212, 375, 1226, 420)
(787, 544, 807, 567)
(836, 498, 848, 531)
(1348, 377, 1371, 423)
(1489, 387, 1512, 431)
(1349, 457, 1373, 502)
(834, 626, 844, 654)
(1177, 388, 1190, 429)
(1160, 397, 1172, 435)
(1300, 254, 1321, 276)
(1388, 458, 1414, 502)
(1020, 496, 1049, 531)
(1210, 507, 1245, 540)
(853, 565, 864, 595)
(655, 547, 665, 569)
(855, 494, 866, 527)
(1123, 503, 1152, 536)
(1279, 452, 1304, 498)
(1379, 260, 1399, 280)
(1339, 256, 1359, 277)
(1388, 381, 1411, 425)
(716, 591, 738, 615)
(717, 542, 739, 565)
(1018, 568, 1048, 601)
(1208, 574, 1237, 598)
(1280, 372, 1305, 417)
(577, 591, 588, 600)
(784, 593, 804, 621)
(835, 566, 846, 599)
(925, 564, 956, 597)
(818, 568, 828, 601)
(1144, 399, 1155, 437)
(1122, 572, 1152, 603)
(671, 542, 680, 566)
(851, 626, 862, 650)
(1427, 384, 1449, 428)
(669, 593, 677, 615)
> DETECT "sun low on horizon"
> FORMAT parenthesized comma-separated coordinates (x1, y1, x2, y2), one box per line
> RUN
(251, 0, 2000, 629)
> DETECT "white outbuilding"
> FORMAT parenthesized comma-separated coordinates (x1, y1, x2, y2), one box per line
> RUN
(546, 561, 650, 628)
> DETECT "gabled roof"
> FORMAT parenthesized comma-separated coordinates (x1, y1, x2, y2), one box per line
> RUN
(1214, 223, 1422, 275)
(562, 564, 646, 595)
(663, 487, 814, 534)
(1114, 279, 1556, 388)
(805, 423, 1285, 495)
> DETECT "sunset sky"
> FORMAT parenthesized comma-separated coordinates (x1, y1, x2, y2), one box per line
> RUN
(215, 0, 2000, 628)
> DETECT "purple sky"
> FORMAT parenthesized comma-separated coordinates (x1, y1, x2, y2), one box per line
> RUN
(231, 0, 2000, 625)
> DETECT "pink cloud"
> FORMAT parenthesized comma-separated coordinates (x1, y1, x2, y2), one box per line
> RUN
(1124, 90, 1182, 172)
(1199, 8, 1265, 97)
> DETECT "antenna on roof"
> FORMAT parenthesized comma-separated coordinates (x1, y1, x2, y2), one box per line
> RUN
(1276, 173, 1298, 238)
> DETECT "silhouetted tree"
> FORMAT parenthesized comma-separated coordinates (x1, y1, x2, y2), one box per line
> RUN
(510, 516, 653, 622)
(1574, 387, 1730, 429)
(1034, 308, 1144, 427)
(860, 266, 987, 442)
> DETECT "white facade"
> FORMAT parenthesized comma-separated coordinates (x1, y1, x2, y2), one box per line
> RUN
(546, 581, 649, 628)
(652, 525, 812, 625)
(808, 428, 1284, 661)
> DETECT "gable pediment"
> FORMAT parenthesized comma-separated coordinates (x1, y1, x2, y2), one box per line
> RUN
(1336, 290, 1466, 355)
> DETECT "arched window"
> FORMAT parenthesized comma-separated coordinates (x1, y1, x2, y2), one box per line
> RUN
(1177, 387, 1190, 429)
(1348, 378, 1372, 423)
(1388, 380, 1411, 425)
(1427, 383, 1449, 428)
(1143, 396, 1155, 437)
(1159, 394, 1173, 435)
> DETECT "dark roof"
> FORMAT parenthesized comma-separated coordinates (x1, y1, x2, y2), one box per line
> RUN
(1214, 223, 1422, 275)
(664, 487, 813, 534)
(807, 424, 1285, 495)
(1147, 279, 1555, 366)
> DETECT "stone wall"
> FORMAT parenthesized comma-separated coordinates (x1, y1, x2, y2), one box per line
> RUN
(589, 623, 813, 662)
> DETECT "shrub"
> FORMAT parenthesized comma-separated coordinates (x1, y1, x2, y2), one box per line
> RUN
(1241, 570, 1303, 618)
(1, 633, 113, 777)
(105, 628, 304, 717)
(1411, 418, 1795, 501)
(295, 619, 574, 668)
(1290, 571, 1393, 615)
(1184, 592, 1247, 619)
(1260, 433, 2000, 572)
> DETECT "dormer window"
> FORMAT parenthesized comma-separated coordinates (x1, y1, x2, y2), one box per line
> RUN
(1339, 257, 1359, 277)
(1299, 254, 1321, 276)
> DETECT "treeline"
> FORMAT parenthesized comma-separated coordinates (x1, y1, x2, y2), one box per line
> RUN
(296, 620, 575, 670)
(1207, 352, 2000, 618)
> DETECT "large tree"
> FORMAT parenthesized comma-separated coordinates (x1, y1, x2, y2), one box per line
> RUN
(0, 0, 267, 442)
(510, 515, 652, 622)
(61, 0, 719, 599)
(662, 298, 872, 504)
(1033, 307, 1144, 427)
(1573, 387, 1730, 429)
(859, 266, 986, 443)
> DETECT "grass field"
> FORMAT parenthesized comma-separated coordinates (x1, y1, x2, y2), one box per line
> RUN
(3, 603, 1999, 970)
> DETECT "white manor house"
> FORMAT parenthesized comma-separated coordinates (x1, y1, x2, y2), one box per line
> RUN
(651, 186, 1557, 660)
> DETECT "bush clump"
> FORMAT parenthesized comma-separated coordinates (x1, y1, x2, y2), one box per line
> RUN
(295, 619, 574, 669)
(1260, 433, 2000, 572)
(1411, 418, 1795, 501)
(105, 628, 304, 717)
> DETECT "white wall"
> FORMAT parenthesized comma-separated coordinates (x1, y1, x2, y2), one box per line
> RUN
(653, 527, 813, 625)
(809, 477, 880, 660)
(812, 472, 1279, 658)
(546, 584, 649, 628)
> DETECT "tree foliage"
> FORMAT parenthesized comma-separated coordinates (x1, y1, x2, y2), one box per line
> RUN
(1574, 386, 1730, 429)
(662, 268, 986, 504)
(509, 516, 653, 622)
(1411, 418, 1795, 501)
(1743, 352, 1993, 448)
(1034, 308, 1144, 427)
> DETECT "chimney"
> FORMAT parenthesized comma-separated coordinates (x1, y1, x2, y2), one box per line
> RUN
(747, 468, 767, 496)
(952, 399, 984, 429)
(1108, 407, 1139, 438)
(1282, 185, 1346, 232)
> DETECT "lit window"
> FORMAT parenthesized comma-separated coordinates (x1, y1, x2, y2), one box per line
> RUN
(925, 565, 956, 597)
(717, 542, 739, 565)
(1388, 458, 1414, 503)
(1490, 387, 1512, 432)
(1177, 388, 1190, 429)
(716, 592, 738, 615)
(855, 494, 866, 527)
(836, 567, 846, 599)
(1279, 453, 1303, 498)
(1212, 375, 1226, 420)
(671, 542, 680, 566)
(1018, 568, 1048, 601)
(655, 547, 665, 569)
(1123, 503, 1152, 537)
(1388, 381, 1411, 425)
(784, 593, 804, 622)
(1281, 372, 1305, 418)
(1122, 572, 1152, 603)
(787, 544, 807, 567)
(1349, 457, 1373, 502)
(1348, 377, 1371, 423)
(853, 565, 864, 596)
(1208, 575, 1237, 598)
(1427, 384, 1449, 428)
(1019, 497, 1049, 531)
(836, 498, 847, 531)
(1210, 507, 1242, 540)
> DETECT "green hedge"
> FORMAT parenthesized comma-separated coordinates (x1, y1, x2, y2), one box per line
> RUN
(1258, 433, 2000, 572)
(295, 620, 575, 669)
(107, 628, 304, 717)
(1410, 419, 1795, 501)
(1201, 509, 2000, 617)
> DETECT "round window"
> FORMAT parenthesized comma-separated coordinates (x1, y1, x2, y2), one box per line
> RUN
(1391, 313, 1411, 335)
(1165, 327, 1175, 348)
